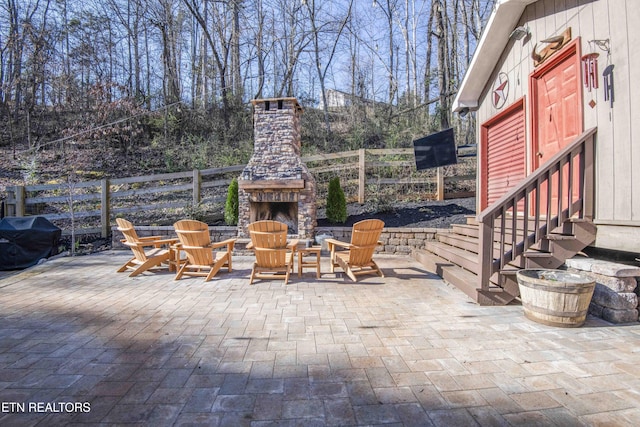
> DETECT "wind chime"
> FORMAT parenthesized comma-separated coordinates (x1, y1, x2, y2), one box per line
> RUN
(603, 64, 614, 108)
(582, 53, 599, 92)
(585, 39, 614, 108)
(582, 52, 599, 108)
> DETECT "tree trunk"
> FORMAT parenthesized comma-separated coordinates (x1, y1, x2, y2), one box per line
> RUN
(231, 0, 243, 102)
(435, 0, 450, 129)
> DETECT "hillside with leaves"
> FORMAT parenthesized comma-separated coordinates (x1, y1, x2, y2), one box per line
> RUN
(1, 0, 493, 189)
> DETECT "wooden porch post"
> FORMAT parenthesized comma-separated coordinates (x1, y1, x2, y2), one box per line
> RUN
(101, 179, 110, 238)
(15, 186, 25, 217)
(358, 149, 366, 204)
(193, 169, 202, 206)
(583, 134, 595, 220)
(436, 167, 445, 201)
(477, 219, 493, 291)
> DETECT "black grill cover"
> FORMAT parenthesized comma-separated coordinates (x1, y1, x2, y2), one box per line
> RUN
(0, 217, 62, 270)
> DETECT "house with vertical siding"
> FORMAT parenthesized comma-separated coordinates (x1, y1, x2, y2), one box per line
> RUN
(415, 0, 640, 322)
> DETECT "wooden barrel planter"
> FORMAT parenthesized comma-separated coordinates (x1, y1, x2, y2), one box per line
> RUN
(516, 269, 596, 327)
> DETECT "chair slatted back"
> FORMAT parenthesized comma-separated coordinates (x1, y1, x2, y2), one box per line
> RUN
(249, 223, 289, 269)
(116, 218, 148, 261)
(174, 220, 213, 266)
(248, 220, 288, 234)
(254, 246, 289, 269)
(348, 219, 384, 267)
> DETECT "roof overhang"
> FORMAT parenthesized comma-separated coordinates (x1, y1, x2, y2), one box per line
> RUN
(452, 0, 538, 113)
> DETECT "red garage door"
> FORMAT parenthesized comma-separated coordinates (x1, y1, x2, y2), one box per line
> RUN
(481, 99, 526, 210)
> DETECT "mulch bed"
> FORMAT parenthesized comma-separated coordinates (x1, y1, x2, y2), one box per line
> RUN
(316, 197, 476, 228)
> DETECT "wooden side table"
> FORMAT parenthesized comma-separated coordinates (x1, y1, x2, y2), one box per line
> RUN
(297, 246, 322, 278)
(168, 243, 187, 273)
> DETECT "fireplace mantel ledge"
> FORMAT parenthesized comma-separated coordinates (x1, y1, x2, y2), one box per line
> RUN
(238, 179, 305, 190)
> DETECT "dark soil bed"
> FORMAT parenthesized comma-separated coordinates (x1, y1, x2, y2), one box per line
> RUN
(317, 197, 476, 229)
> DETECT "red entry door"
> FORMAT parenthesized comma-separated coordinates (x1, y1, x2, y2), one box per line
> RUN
(531, 40, 582, 214)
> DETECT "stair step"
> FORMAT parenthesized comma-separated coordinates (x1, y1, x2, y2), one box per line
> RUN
(545, 233, 576, 241)
(565, 217, 591, 223)
(523, 250, 553, 258)
(412, 249, 480, 303)
(437, 233, 479, 253)
(424, 241, 478, 273)
(497, 270, 521, 298)
(451, 224, 479, 238)
(477, 288, 518, 305)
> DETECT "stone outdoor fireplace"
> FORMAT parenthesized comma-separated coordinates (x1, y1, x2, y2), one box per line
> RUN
(237, 98, 317, 238)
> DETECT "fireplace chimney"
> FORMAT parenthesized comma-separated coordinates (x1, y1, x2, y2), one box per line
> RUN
(237, 98, 317, 238)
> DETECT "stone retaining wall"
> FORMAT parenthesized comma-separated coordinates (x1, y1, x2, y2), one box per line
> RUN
(315, 227, 447, 255)
(565, 257, 640, 324)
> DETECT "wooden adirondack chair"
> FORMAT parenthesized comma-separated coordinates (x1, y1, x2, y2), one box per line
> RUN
(326, 219, 385, 282)
(248, 220, 298, 285)
(173, 219, 236, 281)
(116, 218, 178, 277)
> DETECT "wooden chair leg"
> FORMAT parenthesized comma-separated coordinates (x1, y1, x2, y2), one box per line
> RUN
(117, 258, 135, 273)
(129, 256, 167, 277)
(175, 263, 188, 281)
(250, 264, 257, 285)
(372, 261, 384, 278)
(205, 259, 225, 282)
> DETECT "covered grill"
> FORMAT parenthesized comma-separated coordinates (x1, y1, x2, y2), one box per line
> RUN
(0, 217, 62, 270)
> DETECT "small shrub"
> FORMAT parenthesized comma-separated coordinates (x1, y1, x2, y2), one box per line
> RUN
(326, 177, 347, 224)
(224, 178, 239, 225)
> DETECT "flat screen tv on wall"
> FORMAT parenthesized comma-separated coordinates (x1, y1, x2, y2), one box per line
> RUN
(413, 128, 457, 170)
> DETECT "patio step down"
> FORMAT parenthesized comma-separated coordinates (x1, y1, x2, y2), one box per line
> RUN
(437, 233, 479, 254)
(451, 224, 479, 238)
(412, 249, 480, 303)
(424, 241, 478, 274)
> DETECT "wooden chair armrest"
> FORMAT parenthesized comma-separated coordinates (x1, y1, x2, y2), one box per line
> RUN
(286, 239, 300, 250)
(246, 242, 254, 250)
(209, 238, 237, 250)
(133, 237, 178, 247)
(181, 245, 216, 251)
(138, 236, 164, 241)
(325, 238, 352, 250)
(149, 238, 179, 248)
(154, 238, 179, 244)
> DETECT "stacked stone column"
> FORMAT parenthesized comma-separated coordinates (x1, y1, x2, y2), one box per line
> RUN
(566, 258, 640, 324)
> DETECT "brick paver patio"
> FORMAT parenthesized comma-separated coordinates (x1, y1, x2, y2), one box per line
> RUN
(0, 252, 639, 426)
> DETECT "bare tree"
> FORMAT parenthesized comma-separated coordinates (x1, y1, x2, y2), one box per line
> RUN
(152, 0, 183, 105)
(304, 0, 353, 134)
(372, 0, 399, 106)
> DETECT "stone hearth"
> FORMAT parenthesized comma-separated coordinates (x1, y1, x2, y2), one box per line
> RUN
(237, 98, 317, 238)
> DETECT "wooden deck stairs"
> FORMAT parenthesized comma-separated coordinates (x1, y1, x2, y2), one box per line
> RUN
(413, 128, 598, 306)
(413, 216, 596, 305)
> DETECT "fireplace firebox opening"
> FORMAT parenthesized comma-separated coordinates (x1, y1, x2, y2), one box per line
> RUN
(250, 202, 298, 234)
